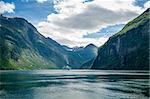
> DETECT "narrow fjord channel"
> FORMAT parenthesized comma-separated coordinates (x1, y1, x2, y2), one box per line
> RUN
(0, 70, 149, 99)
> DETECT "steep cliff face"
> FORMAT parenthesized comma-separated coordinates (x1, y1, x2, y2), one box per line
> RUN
(92, 9, 149, 70)
(0, 15, 97, 69)
(0, 15, 62, 69)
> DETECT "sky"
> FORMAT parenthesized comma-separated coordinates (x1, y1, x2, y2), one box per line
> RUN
(1, 0, 150, 47)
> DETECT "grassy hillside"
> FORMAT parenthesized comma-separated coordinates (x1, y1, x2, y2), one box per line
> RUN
(0, 15, 98, 70)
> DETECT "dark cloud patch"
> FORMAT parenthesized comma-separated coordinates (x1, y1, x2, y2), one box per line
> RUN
(53, 5, 138, 31)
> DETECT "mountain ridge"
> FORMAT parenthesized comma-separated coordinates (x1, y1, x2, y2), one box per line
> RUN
(91, 8, 149, 70)
(0, 15, 97, 69)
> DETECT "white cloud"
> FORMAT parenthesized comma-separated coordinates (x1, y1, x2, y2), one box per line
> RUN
(37, 0, 147, 47)
(0, 1, 15, 14)
(144, 1, 150, 9)
(55, 36, 109, 47)
(36, 0, 48, 3)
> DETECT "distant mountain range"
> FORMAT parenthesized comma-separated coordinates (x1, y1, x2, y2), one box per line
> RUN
(91, 8, 149, 70)
(0, 8, 149, 70)
(0, 15, 97, 70)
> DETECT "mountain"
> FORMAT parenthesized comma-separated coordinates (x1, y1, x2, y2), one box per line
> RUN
(91, 8, 149, 70)
(68, 44, 98, 68)
(80, 58, 95, 69)
(0, 15, 97, 70)
(0, 15, 61, 69)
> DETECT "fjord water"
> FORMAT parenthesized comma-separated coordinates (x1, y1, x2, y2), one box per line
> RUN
(0, 70, 149, 99)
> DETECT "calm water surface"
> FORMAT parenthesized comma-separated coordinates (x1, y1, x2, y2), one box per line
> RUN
(0, 70, 149, 99)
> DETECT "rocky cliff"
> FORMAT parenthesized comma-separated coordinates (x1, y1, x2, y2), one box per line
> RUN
(91, 9, 149, 70)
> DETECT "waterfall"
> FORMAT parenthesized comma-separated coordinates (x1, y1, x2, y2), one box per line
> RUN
(64, 55, 69, 65)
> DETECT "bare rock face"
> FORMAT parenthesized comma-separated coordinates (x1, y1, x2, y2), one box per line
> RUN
(91, 9, 149, 70)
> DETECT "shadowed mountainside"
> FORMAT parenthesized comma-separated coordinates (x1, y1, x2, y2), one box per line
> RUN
(0, 15, 97, 70)
(91, 8, 149, 70)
